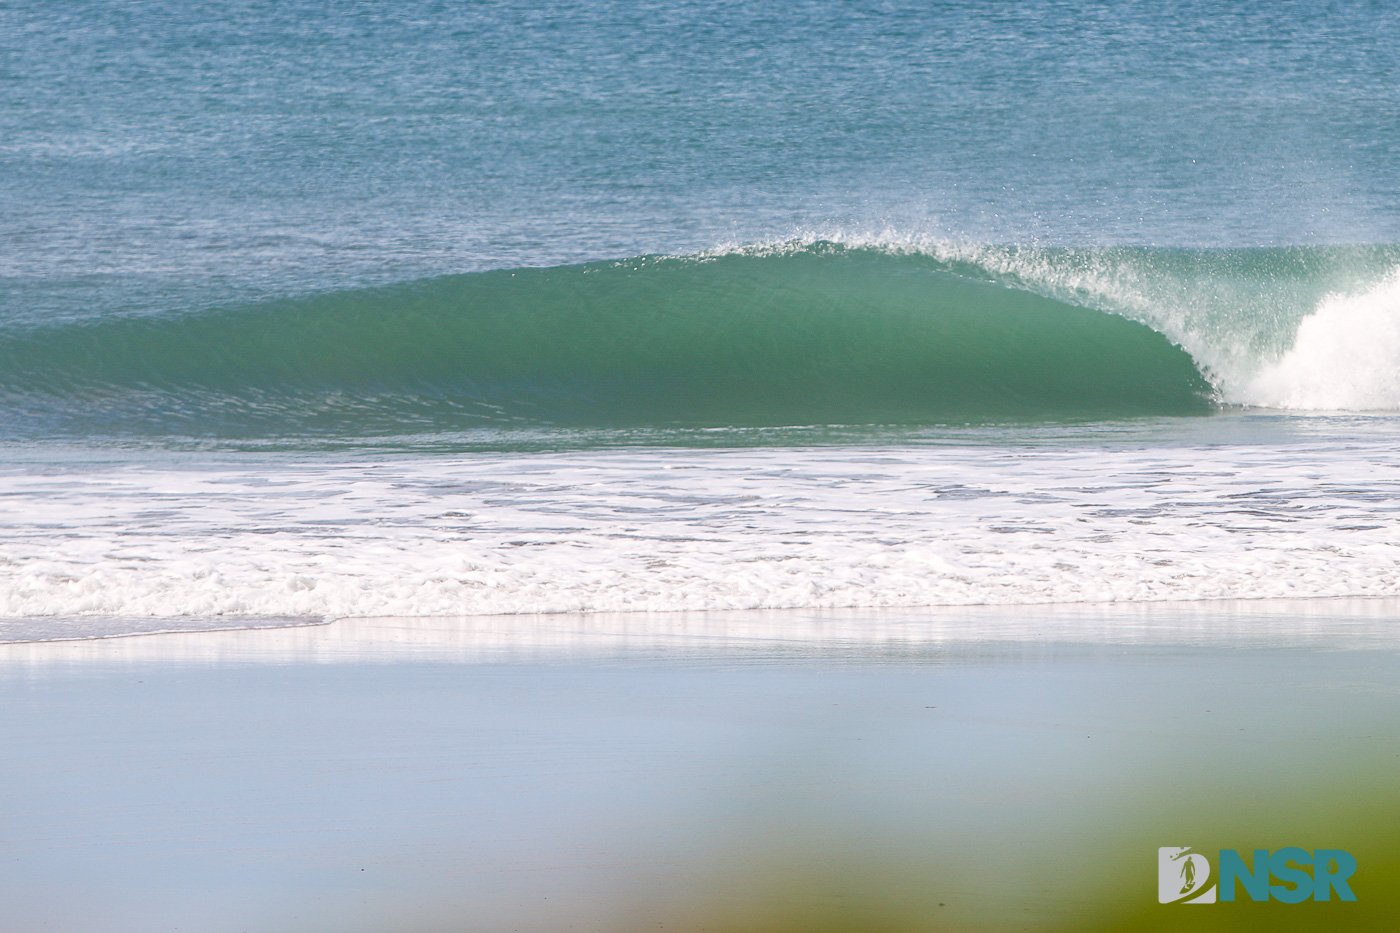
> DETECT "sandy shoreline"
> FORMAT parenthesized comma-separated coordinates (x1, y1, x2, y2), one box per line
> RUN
(2, 601, 1398, 931)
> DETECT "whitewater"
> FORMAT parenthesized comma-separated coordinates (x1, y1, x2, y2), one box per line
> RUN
(3, 428, 1400, 623)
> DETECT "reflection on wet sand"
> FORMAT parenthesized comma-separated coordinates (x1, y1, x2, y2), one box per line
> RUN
(1, 600, 1398, 931)
(4, 597, 1400, 664)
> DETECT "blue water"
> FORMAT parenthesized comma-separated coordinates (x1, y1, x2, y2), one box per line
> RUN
(6, 1, 1400, 319)
(3, 1, 1400, 626)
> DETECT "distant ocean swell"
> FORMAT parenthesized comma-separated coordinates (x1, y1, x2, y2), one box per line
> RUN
(4, 241, 1400, 439)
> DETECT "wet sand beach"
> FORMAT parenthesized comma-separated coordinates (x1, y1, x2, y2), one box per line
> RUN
(2, 601, 1397, 932)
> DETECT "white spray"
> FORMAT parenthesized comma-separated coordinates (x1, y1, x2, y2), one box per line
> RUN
(1239, 271, 1400, 411)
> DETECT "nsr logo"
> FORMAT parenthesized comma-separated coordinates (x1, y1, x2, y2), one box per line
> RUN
(1158, 846, 1357, 904)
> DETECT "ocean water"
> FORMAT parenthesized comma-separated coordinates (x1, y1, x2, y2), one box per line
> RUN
(4, 0, 1400, 634)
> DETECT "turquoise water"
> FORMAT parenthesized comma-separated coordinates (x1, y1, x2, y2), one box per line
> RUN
(9, 240, 1400, 440)
(4, 2, 1400, 625)
(0, 246, 1220, 435)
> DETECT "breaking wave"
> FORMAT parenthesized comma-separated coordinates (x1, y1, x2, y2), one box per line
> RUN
(0, 244, 1215, 436)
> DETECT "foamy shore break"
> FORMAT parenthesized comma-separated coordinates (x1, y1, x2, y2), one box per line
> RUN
(3, 433, 1400, 633)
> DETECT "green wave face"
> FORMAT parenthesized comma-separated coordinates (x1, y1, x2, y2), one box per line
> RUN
(0, 246, 1214, 437)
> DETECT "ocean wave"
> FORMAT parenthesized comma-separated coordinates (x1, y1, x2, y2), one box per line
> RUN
(6, 239, 1400, 438)
(0, 244, 1212, 436)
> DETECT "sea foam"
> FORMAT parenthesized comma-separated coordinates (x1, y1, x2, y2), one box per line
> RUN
(3, 440, 1400, 630)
